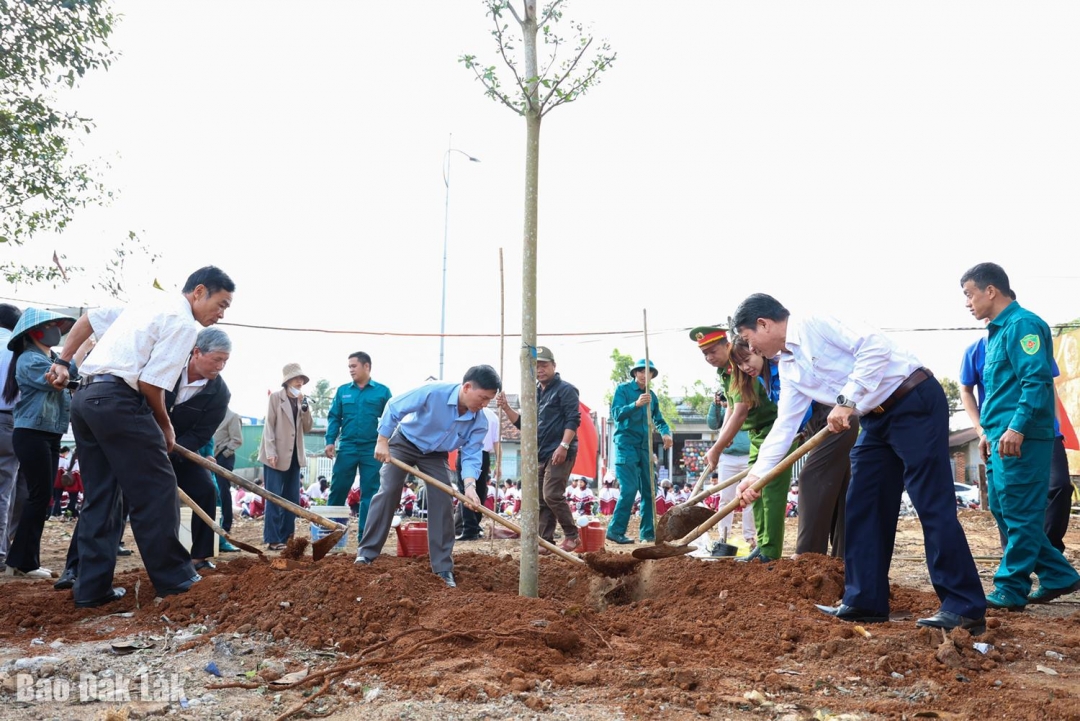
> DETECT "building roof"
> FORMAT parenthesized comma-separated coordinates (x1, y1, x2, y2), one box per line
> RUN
(949, 427, 980, 449)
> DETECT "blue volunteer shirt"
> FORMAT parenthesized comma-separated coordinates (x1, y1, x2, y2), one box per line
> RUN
(377, 382, 489, 480)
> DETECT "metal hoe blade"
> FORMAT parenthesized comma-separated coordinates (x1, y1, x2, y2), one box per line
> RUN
(311, 527, 345, 561)
(655, 505, 716, 543)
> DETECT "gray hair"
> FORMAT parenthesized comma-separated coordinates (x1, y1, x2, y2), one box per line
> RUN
(194, 327, 232, 354)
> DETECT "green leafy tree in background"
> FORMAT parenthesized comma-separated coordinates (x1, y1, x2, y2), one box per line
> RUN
(680, 379, 716, 418)
(308, 379, 334, 420)
(939, 376, 961, 415)
(462, 0, 616, 597)
(1, 0, 116, 284)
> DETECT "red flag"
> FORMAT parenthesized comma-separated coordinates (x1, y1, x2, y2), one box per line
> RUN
(1057, 394, 1078, 451)
(571, 402, 599, 479)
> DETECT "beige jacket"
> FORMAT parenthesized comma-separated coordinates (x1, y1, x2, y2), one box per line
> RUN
(258, 388, 314, 471)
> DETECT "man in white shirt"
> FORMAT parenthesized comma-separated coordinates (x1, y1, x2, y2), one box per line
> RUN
(48, 266, 236, 608)
(730, 293, 986, 635)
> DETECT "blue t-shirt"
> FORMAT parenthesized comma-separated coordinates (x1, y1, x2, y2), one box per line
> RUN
(961, 335, 1060, 436)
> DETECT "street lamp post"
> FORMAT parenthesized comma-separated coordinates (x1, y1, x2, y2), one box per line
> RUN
(439, 133, 480, 381)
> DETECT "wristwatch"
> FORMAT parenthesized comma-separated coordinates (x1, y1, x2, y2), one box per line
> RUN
(835, 394, 857, 409)
(559, 442, 570, 450)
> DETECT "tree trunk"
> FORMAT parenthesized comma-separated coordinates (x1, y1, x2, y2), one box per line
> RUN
(518, 0, 541, 598)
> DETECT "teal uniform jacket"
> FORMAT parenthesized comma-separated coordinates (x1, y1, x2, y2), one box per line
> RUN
(610, 379, 671, 449)
(982, 301, 1055, 442)
(982, 300, 1079, 603)
(325, 380, 393, 449)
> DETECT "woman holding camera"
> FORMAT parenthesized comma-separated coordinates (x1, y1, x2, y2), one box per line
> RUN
(258, 363, 313, 550)
(3, 308, 76, 578)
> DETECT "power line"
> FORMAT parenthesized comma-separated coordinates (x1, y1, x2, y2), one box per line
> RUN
(2, 294, 1078, 337)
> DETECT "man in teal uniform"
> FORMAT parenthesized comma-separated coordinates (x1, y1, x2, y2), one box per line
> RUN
(961, 263, 1080, 608)
(606, 359, 673, 544)
(324, 352, 392, 537)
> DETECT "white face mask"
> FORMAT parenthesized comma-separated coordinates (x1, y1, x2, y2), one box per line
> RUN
(288, 386, 302, 397)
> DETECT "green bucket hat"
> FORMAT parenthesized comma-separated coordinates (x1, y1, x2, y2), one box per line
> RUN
(630, 359, 658, 379)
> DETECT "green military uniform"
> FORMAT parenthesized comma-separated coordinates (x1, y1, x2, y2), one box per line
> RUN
(982, 301, 1080, 605)
(325, 379, 392, 538)
(608, 370, 672, 542)
(726, 369, 796, 561)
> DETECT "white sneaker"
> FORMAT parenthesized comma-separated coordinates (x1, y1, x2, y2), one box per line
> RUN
(5, 566, 53, 579)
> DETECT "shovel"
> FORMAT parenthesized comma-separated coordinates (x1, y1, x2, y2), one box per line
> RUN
(389, 457, 585, 566)
(173, 444, 346, 561)
(634, 427, 830, 560)
(176, 487, 264, 557)
(655, 466, 750, 543)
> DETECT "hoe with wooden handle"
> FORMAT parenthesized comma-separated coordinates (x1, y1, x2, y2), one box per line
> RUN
(634, 428, 830, 560)
(390, 457, 585, 566)
(174, 444, 346, 561)
(176, 487, 264, 557)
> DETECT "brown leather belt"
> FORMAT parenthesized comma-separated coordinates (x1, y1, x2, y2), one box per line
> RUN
(872, 367, 933, 414)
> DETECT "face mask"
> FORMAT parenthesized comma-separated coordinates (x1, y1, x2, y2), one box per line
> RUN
(288, 386, 302, 397)
(39, 326, 62, 347)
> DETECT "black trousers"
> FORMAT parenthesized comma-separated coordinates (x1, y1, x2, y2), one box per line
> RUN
(455, 450, 490, 538)
(174, 458, 217, 559)
(6, 428, 60, 571)
(70, 381, 195, 601)
(1045, 436, 1072, 553)
(62, 496, 129, 576)
(214, 452, 236, 532)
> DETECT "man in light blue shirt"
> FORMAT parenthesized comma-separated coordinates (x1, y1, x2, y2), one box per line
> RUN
(354, 365, 500, 588)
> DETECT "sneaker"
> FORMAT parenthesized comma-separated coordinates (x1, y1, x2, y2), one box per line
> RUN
(605, 533, 633, 545)
(354, 555, 373, 566)
(1027, 579, 1080, 605)
(985, 589, 1026, 611)
(218, 540, 240, 553)
(5, 566, 53, 579)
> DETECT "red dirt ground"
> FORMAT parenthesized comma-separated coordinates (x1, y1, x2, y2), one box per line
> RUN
(2, 530, 1079, 720)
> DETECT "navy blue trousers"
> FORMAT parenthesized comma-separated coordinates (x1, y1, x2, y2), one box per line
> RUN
(845, 378, 986, 618)
(263, 453, 301, 545)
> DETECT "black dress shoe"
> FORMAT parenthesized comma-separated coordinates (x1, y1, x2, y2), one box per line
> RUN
(75, 587, 126, 608)
(916, 610, 985, 635)
(156, 574, 202, 598)
(436, 570, 456, 588)
(455, 534, 481, 542)
(116, 545, 133, 557)
(54, 569, 77, 591)
(815, 603, 889, 624)
(193, 560, 216, 572)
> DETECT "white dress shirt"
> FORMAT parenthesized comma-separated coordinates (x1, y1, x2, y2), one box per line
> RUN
(173, 366, 209, 405)
(80, 293, 200, 392)
(750, 313, 924, 478)
(481, 407, 500, 453)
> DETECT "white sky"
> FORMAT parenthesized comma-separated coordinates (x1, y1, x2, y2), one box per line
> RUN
(4, 1, 1079, 421)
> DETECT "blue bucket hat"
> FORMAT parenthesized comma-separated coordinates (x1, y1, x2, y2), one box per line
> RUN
(7, 307, 76, 351)
(630, 359, 658, 379)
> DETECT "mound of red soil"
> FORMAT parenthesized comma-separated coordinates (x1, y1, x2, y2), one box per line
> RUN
(2, 552, 1078, 719)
